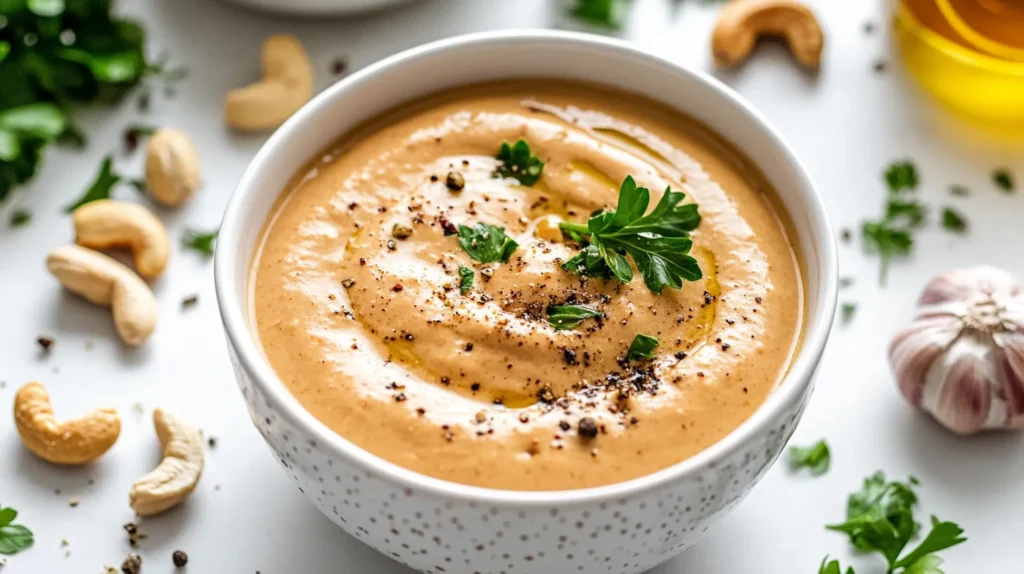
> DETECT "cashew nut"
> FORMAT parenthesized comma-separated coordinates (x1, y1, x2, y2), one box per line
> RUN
(46, 245, 158, 346)
(224, 34, 315, 132)
(73, 200, 170, 278)
(14, 382, 121, 465)
(145, 128, 201, 207)
(711, 0, 824, 70)
(129, 408, 204, 516)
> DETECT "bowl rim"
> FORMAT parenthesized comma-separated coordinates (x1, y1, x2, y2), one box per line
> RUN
(215, 29, 838, 506)
(896, 1, 1024, 76)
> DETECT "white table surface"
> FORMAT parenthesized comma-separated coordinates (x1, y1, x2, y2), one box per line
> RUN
(2, 0, 1023, 572)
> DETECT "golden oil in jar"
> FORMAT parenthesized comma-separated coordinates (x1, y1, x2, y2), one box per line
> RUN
(894, 0, 1024, 122)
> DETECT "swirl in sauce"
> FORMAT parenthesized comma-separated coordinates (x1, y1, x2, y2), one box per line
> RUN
(252, 82, 803, 490)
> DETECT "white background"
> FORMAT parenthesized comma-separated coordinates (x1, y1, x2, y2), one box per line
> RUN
(2, 0, 1023, 572)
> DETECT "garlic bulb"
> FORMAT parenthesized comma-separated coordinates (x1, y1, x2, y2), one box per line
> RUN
(889, 266, 1024, 434)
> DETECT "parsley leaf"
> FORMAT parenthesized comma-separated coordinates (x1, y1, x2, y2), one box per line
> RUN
(892, 518, 966, 571)
(0, 505, 34, 555)
(546, 304, 602, 330)
(863, 161, 926, 285)
(64, 155, 120, 212)
(948, 184, 969, 197)
(885, 200, 926, 226)
(570, 0, 628, 28)
(627, 333, 659, 360)
(901, 554, 945, 574)
(827, 472, 966, 572)
(457, 265, 474, 294)
(940, 207, 967, 233)
(560, 176, 701, 294)
(885, 161, 919, 193)
(182, 227, 218, 258)
(495, 139, 544, 186)
(457, 222, 519, 263)
(9, 209, 31, 227)
(992, 168, 1015, 193)
(841, 302, 857, 323)
(788, 440, 830, 475)
(819, 557, 855, 574)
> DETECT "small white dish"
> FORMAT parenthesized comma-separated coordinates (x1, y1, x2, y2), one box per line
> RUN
(215, 30, 837, 574)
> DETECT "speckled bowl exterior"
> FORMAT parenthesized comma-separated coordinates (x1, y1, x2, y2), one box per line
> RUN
(216, 31, 837, 574)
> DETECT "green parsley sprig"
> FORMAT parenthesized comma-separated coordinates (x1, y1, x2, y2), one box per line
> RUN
(494, 139, 544, 186)
(862, 161, 926, 286)
(826, 472, 966, 574)
(0, 505, 34, 555)
(560, 176, 701, 294)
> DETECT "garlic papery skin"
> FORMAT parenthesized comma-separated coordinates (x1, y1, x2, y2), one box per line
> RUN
(889, 266, 1024, 434)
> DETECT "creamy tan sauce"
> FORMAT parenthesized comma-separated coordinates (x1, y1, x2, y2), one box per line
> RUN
(252, 82, 803, 491)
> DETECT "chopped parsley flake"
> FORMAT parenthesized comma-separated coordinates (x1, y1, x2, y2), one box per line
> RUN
(457, 222, 518, 263)
(788, 440, 830, 475)
(940, 207, 967, 233)
(993, 169, 1015, 193)
(546, 304, 602, 330)
(9, 209, 31, 227)
(626, 333, 659, 361)
(457, 265, 474, 294)
(841, 302, 857, 323)
(181, 227, 218, 258)
(495, 139, 544, 186)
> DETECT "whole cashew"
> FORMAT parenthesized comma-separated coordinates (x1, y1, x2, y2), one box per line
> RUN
(129, 408, 204, 516)
(14, 382, 121, 465)
(711, 0, 824, 70)
(73, 200, 170, 278)
(46, 245, 158, 346)
(145, 128, 201, 207)
(224, 34, 315, 132)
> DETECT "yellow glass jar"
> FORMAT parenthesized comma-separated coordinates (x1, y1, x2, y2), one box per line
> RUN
(894, 0, 1024, 123)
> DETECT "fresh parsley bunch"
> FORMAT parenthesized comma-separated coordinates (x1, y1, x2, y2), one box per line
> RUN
(825, 472, 966, 574)
(559, 176, 701, 294)
(0, 0, 154, 201)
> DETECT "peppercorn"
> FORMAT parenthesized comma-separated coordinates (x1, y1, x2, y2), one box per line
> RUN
(446, 172, 465, 191)
(578, 417, 598, 438)
(172, 550, 188, 567)
(392, 224, 413, 240)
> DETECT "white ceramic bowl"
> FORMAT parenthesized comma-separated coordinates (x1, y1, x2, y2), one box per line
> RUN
(215, 30, 837, 574)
